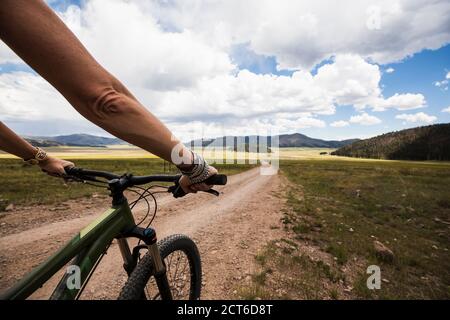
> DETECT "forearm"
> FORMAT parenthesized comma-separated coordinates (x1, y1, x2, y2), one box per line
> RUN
(77, 82, 184, 163)
(0, 0, 189, 164)
(0, 122, 37, 160)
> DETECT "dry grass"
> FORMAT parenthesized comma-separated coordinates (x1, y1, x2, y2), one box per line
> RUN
(241, 159, 450, 299)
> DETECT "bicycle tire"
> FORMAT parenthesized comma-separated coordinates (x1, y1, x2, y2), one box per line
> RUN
(118, 234, 201, 300)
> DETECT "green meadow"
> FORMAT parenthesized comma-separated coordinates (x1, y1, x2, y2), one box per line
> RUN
(241, 159, 450, 299)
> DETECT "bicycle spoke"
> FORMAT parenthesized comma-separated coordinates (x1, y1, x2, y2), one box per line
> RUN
(166, 253, 174, 282)
(173, 252, 190, 299)
(172, 251, 182, 286)
(175, 258, 189, 298)
(160, 250, 191, 299)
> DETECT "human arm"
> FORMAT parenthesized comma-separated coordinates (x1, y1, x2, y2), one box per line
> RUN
(0, 0, 215, 192)
(0, 121, 74, 175)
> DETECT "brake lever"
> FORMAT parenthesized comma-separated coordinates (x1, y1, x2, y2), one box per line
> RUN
(204, 189, 220, 196)
(168, 185, 220, 198)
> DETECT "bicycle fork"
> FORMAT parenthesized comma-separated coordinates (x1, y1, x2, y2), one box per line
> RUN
(118, 227, 173, 300)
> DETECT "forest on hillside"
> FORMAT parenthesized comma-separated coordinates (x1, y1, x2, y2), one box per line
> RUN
(331, 123, 450, 161)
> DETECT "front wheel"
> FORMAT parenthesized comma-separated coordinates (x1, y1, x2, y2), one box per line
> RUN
(118, 234, 202, 300)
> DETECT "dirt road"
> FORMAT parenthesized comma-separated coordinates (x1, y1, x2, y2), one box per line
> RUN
(0, 167, 285, 299)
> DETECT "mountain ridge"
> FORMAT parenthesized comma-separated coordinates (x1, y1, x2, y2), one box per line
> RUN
(187, 133, 359, 149)
(331, 123, 450, 160)
(24, 134, 126, 147)
(24, 132, 359, 149)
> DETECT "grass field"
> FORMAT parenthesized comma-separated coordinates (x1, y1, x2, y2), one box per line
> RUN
(242, 159, 450, 299)
(0, 158, 254, 210)
(2, 147, 450, 299)
(0, 145, 157, 160)
(0, 145, 337, 161)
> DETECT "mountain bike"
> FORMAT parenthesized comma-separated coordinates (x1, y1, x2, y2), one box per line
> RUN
(0, 167, 227, 300)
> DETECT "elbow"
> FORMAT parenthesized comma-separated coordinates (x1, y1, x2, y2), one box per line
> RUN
(84, 86, 139, 123)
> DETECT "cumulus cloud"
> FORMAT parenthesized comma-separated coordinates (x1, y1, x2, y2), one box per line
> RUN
(0, 72, 80, 121)
(372, 93, 426, 111)
(386, 68, 395, 73)
(0, 42, 22, 64)
(137, 55, 426, 126)
(0, 0, 441, 137)
(441, 106, 450, 113)
(434, 71, 450, 91)
(144, 0, 450, 70)
(3, 0, 450, 71)
(330, 121, 350, 127)
(349, 112, 382, 125)
(396, 112, 437, 123)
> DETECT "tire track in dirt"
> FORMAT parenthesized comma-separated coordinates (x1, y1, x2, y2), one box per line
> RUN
(0, 167, 285, 299)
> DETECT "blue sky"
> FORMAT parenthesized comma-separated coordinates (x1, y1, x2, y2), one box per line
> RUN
(0, 0, 449, 140)
(231, 44, 450, 140)
(47, 0, 83, 11)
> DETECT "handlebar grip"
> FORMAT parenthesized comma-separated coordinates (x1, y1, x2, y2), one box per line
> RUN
(204, 174, 227, 185)
(170, 174, 227, 198)
(171, 185, 187, 198)
(64, 166, 77, 175)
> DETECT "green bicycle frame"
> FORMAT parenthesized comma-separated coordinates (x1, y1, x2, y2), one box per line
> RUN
(0, 201, 136, 300)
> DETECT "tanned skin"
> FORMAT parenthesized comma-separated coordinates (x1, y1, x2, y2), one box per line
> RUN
(0, 0, 217, 193)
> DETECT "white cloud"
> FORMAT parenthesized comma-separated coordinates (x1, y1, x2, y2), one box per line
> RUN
(396, 112, 437, 123)
(149, 55, 424, 123)
(142, 0, 450, 70)
(0, 72, 80, 121)
(434, 80, 449, 88)
(60, 2, 234, 91)
(0, 0, 436, 137)
(2, 0, 450, 71)
(441, 106, 450, 113)
(372, 93, 426, 111)
(330, 121, 350, 127)
(434, 71, 450, 91)
(349, 112, 382, 126)
(0, 42, 22, 64)
(386, 67, 395, 73)
(166, 116, 326, 140)
(434, 80, 447, 87)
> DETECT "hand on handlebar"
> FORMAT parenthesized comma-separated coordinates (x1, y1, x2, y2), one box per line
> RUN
(179, 166, 218, 194)
(39, 157, 74, 177)
(61, 165, 227, 198)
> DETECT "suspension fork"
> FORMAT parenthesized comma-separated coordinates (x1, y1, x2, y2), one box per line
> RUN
(117, 238, 134, 276)
(119, 226, 173, 300)
(145, 228, 173, 300)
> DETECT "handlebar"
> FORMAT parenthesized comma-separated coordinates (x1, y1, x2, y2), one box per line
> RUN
(64, 166, 227, 198)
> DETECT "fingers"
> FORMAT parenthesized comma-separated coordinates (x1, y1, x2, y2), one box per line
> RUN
(208, 166, 218, 176)
(179, 176, 213, 194)
(39, 158, 75, 177)
(190, 183, 212, 192)
(179, 175, 194, 194)
(42, 169, 62, 177)
(65, 160, 75, 168)
(54, 164, 68, 176)
(57, 167, 67, 175)
(62, 162, 75, 175)
(179, 164, 219, 194)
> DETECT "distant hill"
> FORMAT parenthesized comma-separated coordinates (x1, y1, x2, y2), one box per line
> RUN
(25, 134, 127, 147)
(187, 133, 358, 149)
(277, 133, 359, 148)
(331, 123, 450, 161)
(24, 138, 63, 147)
